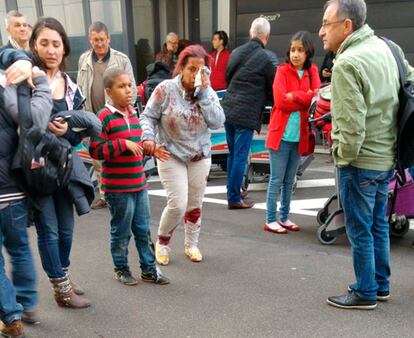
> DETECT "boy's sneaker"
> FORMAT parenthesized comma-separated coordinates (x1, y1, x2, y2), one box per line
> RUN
(0, 319, 25, 338)
(155, 241, 170, 266)
(184, 245, 203, 262)
(115, 269, 138, 286)
(141, 268, 170, 285)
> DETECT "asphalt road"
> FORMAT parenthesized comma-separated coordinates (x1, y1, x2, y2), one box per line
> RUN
(14, 153, 414, 338)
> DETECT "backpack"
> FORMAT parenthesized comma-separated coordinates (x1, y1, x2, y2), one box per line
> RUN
(12, 83, 73, 198)
(380, 37, 414, 177)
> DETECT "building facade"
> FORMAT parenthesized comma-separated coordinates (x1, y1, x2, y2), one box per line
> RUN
(1, 0, 413, 82)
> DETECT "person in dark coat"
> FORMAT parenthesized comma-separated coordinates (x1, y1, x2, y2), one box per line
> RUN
(221, 17, 276, 209)
(319, 51, 335, 83)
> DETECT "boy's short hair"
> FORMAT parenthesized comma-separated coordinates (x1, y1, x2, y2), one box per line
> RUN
(103, 68, 129, 89)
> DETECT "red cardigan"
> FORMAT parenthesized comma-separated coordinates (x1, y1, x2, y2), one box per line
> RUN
(210, 49, 231, 90)
(265, 63, 321, 154)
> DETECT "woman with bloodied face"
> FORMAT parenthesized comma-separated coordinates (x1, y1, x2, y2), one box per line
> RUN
(141, 45, 225, 265)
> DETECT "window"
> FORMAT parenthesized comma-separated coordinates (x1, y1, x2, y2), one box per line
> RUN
(90, 0, 122, 33)
(132, 0, 155, 83)
(17, 0, 37, 27)
(42, 0, 86, 75)
(42, 0, 85, 36)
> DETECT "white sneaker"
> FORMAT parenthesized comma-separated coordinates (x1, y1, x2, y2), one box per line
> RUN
(155, 241, 170, 265)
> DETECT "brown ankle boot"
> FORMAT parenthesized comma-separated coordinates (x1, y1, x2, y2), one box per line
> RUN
(0, 319, 25, 338)
(49, 276, 91, 309)
(62, 267, 85, 295)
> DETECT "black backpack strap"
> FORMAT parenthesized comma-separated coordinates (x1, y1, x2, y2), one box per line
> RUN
(379, 36, 408, 183)
(379, 37, 406, 87)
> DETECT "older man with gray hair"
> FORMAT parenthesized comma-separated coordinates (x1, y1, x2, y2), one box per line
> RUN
(222, 17, 276, 209)
(320, 0, 414, 309)
(155, 32, 179, 70)
(0, 10, 30, 52)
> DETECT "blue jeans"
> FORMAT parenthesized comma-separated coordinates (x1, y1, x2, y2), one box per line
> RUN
(105, 189, 155, 273)
(35, 190, 74, 278)
(266, 141, 300, 223)
(409, 165, 414, 180)
(339, 166, 394, 300)
(0, 200, 37, 323)
(225, 122, 254, 203)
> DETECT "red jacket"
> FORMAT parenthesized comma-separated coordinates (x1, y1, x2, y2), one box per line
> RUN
(266, 63, 321, 154)
(210, 49, 231, 90)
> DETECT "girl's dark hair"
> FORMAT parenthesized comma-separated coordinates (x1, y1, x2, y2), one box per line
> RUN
(285, 30, 314, 70)
(213, 30, 228, 48)
(29, 17, 71, 72)
(173, 44, 211, 77)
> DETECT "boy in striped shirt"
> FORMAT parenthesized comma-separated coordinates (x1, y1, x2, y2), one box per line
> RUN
(89, 68, 170, 285)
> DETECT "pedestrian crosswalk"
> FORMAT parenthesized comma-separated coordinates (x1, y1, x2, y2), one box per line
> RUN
(148, 177, 335, 217)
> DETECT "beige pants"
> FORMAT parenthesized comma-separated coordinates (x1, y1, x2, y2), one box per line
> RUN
(157, 156, 211, 247)
(92, 159, 104, 199)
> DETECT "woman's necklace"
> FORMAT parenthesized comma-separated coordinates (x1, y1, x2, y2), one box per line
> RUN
(49, 70, 62, 95)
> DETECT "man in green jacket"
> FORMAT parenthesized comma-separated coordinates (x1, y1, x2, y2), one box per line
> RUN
(319, 0, 414, 310)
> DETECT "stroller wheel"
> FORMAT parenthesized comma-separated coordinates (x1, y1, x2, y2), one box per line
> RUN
(242, 165, 253, 192)
(317, 225, 337, 245)
(316, 208, 329, 226)
(390, 216, 410, 238)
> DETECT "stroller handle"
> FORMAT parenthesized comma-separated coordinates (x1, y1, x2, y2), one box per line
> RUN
(309, 112, 332, 124)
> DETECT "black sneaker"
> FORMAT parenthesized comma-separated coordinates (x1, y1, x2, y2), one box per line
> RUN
(347, 285, 390, 301)
(141, 267, 170, 285)
(115, 269, 138, 286)
(327, 291, 377, 310)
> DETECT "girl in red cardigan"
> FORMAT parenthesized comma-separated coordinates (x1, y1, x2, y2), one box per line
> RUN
(264, 31, 320, 234)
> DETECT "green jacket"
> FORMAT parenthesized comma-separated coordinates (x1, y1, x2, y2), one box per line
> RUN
(331, 24, 414, 170)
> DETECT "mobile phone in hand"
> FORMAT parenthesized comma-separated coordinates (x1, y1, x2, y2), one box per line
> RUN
(55, 115, 72, 124)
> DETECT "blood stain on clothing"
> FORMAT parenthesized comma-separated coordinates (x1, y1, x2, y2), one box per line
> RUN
(184, 208, 201, 224)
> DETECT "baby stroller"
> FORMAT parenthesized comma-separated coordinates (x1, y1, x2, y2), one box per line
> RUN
(316, 170, 414, 245)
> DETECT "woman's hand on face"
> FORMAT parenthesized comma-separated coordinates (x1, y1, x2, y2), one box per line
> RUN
(200, 68, 208, 89)
(142, 140, 156, 156)
(125, 140, 143, 156)
(6, 60, 35, 88)
(153, 144, 170, 162)
(48, 119, 68, 136)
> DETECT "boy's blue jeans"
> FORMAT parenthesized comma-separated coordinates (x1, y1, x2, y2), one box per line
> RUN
(225, 122, 254, 203)
(338, 166, 394, 301)
(0, 200, 37, 324)
(266, 141, 300, 223)
(105, 189, 155, 273)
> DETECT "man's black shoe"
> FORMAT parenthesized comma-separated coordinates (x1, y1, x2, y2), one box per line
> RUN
(327, 291, 377, 310)
(227, 200, 255, 209)
(377, 290, 390, 301)
(347, 285, 390, 301)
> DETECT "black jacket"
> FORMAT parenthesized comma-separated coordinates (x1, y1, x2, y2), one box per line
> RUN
(145, 61, 172, 100)
(221, 38, 276, 132)
(0, 85, 21, 198)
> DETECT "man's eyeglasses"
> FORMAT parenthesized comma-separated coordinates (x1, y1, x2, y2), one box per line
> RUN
(321, 19, 346, 29)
